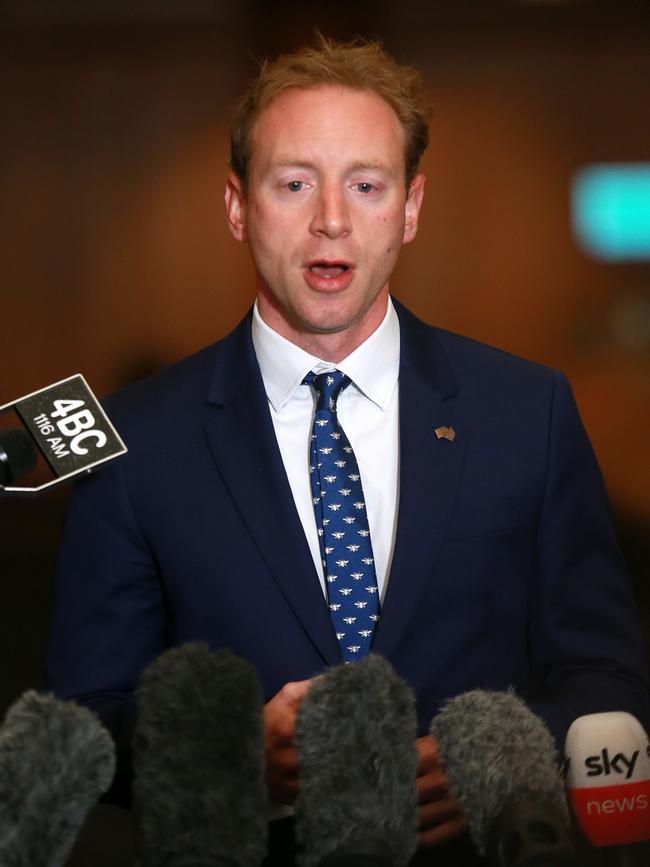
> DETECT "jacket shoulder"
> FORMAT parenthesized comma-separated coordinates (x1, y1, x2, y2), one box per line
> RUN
(103, 313, 254, 427)
(395, 298, 558, 397)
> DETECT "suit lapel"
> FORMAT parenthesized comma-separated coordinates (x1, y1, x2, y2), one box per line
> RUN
(373, 302, 469, 659)
(203, 315, 341, 666)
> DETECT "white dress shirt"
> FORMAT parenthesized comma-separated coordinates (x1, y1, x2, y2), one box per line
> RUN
(251, 299, 400, 604)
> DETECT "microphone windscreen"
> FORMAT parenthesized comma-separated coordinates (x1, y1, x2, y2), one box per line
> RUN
(430, 689, 569, 857)
(295, 654, 418, 867)
(564, 711, 650, 846)
(0, 690, 116, 867)
(0, 427, 37, 485)
(133, 643, 267, 867)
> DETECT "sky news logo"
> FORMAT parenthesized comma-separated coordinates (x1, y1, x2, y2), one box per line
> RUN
(564, 745, 650, 781)
(568, 780, 650, 845)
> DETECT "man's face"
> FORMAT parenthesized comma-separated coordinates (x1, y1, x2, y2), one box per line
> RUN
(225, 85, 425, 358)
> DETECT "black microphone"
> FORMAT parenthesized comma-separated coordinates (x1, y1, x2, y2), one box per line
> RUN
(133, 643, 268, 867)
(0, 373, 126, 494)
(430, 689, 576, 867)
(0, 427, 37, 485)
(0, 690, 116, 867)
(294, 654, 419, 867)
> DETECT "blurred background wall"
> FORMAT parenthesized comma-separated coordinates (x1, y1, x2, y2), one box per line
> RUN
(1, 0, 649, 720)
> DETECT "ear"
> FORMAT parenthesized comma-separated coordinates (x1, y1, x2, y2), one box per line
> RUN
(225, 172, 247, 242)
(402, 174, 425, 245)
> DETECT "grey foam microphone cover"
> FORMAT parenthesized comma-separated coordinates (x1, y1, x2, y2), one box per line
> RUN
(133, 643, 267, 867)
(430, 690, 570, 858)
(0, 690, 116, 867)
(295, 654, 419, 867)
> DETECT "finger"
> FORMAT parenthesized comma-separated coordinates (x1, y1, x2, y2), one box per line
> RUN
(267, 745, 299, 774)
(280, 779, 299, 804)
(264, 745, 300, 804)
(264, 682, 312, 744)
(416, 771, 451, 803)
(263, 711, 294, 747)
(415, 735, 443, 776)
(417, 815, 469, 849)
(418, 797, 465, 831)
(265, 773, 299, 805)
(280, 678, 314, 707)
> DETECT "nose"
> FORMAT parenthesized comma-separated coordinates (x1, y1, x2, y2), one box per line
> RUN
(309, 183, 352, 239)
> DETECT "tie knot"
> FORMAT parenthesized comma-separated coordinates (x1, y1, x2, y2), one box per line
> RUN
(304, 370, 350, 413)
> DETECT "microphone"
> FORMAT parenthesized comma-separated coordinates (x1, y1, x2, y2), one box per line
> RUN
(0, 427, 37, 485)
(294, 653, 419, 867)
(132, 643, 268, 867)
(0, 690, 116, 867)
(430, 689, 576, 866)
(564, 712, 650, 862)
(0, 373, 126, 494)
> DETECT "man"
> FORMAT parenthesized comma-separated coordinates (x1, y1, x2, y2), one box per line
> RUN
(48, 37, 649, 866)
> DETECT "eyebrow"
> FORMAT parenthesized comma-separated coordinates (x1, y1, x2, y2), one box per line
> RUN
(269, 157, 396, 176)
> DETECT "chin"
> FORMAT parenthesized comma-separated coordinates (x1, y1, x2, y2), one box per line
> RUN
(304, 307, 361, 333)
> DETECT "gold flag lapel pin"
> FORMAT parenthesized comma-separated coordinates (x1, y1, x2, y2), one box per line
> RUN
(434, 426, 456, 442)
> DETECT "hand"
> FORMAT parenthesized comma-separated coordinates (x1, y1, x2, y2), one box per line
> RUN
(416, 735, 468, 849)
(263, 678, 313, 804)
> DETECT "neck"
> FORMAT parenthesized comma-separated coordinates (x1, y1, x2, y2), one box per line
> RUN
(284, 330, 371, 363)
(256, 290, 389, 363)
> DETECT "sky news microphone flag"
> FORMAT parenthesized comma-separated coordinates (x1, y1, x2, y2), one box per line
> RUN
(564, 711, 650, 848)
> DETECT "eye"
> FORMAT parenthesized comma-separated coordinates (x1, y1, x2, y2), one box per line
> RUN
(287, 180, 305, 192)
(353, 182, 375, 194)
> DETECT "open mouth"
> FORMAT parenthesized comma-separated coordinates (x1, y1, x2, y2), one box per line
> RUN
(307, 262, 351, 279)
(304, 260, 354, 291)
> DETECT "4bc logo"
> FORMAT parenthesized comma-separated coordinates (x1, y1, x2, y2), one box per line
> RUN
(36, 398, 108, 458)
(14, 374, 126, 481)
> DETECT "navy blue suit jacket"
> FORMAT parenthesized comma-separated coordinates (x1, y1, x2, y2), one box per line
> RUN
(47, 300, 649, 803)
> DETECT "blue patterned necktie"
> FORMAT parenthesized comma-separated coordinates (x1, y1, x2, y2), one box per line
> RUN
(303, 370, 380, 662)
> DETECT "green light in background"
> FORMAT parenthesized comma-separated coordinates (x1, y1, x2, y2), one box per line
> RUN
(572, 164, 650, 261)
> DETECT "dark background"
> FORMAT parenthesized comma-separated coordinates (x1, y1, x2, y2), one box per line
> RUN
(1, 0, 649, 740)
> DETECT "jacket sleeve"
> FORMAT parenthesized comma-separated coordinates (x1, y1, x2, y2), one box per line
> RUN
(46, 446, 165, 806)
(527, 370, 650, 744)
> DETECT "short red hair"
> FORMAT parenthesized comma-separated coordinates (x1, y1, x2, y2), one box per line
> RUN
(230, 34, 431, 191)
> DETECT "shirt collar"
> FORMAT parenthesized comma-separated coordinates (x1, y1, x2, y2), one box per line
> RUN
(251, 298, 400, 412)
